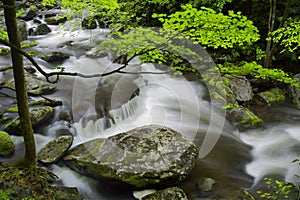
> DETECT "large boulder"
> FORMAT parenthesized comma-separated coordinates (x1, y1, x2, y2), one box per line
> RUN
(38, 135, 73, 164)
(45, 15, 67, 25)
(64, 125, 199, 189)
(4, 106, 54, 135)
(5, 74, 56, 95)
(20, 8, 37, 21)
(0, 131, 14, 156)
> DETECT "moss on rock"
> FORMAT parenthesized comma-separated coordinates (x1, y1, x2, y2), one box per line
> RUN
(0, 131, 14, 156)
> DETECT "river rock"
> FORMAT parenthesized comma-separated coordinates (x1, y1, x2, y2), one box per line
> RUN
(36, 23, 51, 35)
(227, 107, 263, 130)
(38, 135, 73, 164)
(0, 131, 14, 156)
(45, 15, 67, 25)
(64, 125, 199, 189)
(20, 8, 37, 21)
(225, 75, 252, 102)
(17, 20, 28, 41)
(141, 187, 188, 200)
(5, 74, 56, 95)
(53, 186, 86, 200)
(255, 87, 285, 106)
(289, 73, 300, 109)
(41, 51, 70, 62)
(198, 177, 216, 192)
(4, 106, 54, 135)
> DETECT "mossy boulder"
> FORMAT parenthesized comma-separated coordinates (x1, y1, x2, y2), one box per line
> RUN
(64, 125, 199, 189)
(45, 16, 67, 25)
(255, 87, 285, 106)
(227, 106, 263, 130)
(141, 187, 188, 200)
(226, 75, 253, 102)
(0, 131, 14, 156)
(36, 23, 51, 35)
(38, 135, 73, 164)
(4, 106, 54, 135)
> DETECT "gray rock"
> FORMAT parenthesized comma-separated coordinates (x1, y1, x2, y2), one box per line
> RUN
(141, 187, 188, 200)
(41, 51, 70, 62)
(38, 135, 73, 164)
(36, 23, 51, 35)
(226, 75, 252, 102)
(17, 20, 28, 41)
(5, 74, 56, 95)
(4, 106, 54, 135)
(64, 125, 199, 189)
(86, 48, 108, 58)
(24, 65, 36, 74)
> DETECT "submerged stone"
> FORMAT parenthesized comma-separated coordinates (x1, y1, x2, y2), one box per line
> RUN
(38, 135, 73, 164)
(64, 125, 199, 189)
(0, 131, 14, 156)
(4, 106, 54, 135)
(141, 187, 188, 200)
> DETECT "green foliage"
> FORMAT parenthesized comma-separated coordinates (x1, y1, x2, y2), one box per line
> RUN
(154, 4, 260, 49)
(0, 29, 8, 41)
(218, 62, 299, 87)
(187, 0, 233, 12)
(241, 109, 263, 126)
(21, 40, 38, 49)
(271, 20, 300, 59)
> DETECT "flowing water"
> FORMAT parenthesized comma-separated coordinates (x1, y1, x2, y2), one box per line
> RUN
(1, 17, 300, 199)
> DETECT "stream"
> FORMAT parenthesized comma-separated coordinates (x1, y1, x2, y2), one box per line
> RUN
(1, 15, 300, 200)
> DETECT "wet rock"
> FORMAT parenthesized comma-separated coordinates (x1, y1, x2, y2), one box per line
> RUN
(227, 107, 263, 130)
(86, 48, 108, 58)
(289, 73, 300, 108)
(45, 15, 67, 25)
(24, 65, 36, 74)
(64, 125, 199, 189)
(53, 186, 86, 200)
(255, 87, 285, 106)
(36, 23, 51, 35)
(141, 187, 188, 200)
(82, 16, 97, 29)
(5, 74, 56, 95)
(20, 8, 37, 21)
(4, 106, 54, 135)
(17, 20, 28, 41)
(41, 51, 70, 62)
(38, 135, 73, 164)
(198, 177, 216, 192)
(225, 75, 252, 102)
(0, 131, 14, 156)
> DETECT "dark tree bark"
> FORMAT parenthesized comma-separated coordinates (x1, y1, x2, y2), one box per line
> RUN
(264, 0, 276, 68)
(2, 0, 36, 167)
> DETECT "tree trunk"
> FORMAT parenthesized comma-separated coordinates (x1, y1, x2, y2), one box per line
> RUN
(264, 0, 276, 68)
(3, 0, 36, 167)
